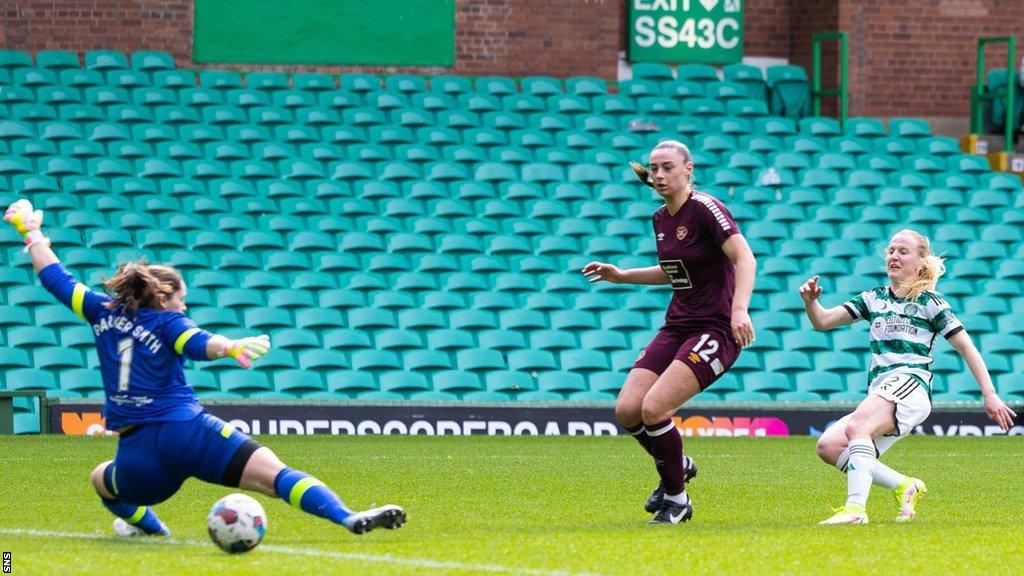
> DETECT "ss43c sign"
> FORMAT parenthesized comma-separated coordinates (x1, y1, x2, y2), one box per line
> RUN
(630, 0, 744, 64)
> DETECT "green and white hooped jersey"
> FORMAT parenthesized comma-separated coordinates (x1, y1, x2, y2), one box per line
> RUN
(843, 287, 964, 393)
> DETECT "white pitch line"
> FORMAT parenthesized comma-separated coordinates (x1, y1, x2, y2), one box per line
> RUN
(0, 527, 604, 576)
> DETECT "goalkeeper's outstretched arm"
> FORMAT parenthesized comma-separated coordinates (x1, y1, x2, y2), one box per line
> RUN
(4, 199, 58, 273)
(204, 334, 271, 369)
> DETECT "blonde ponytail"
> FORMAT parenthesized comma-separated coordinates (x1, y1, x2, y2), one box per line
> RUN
(892, 229, 945, 301)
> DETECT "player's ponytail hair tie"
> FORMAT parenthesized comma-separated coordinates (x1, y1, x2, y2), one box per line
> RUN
(630, 161, 655, 189)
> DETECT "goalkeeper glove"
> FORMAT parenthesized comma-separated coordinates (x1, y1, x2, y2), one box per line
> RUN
(3, 199, 49, 251)
(223, 334, 271, 368)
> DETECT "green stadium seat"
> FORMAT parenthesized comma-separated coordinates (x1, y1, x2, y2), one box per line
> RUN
(508, 349, 556, 373)
(618, 79, 660, 97)
(537, 371, 586, 395)
(560, 350, 609, 374)
(548, 310, 597, 332)
(323, 371, 376, 397)
(84, 50, 128, 70)
(515, 391, 567, 402)
(587, 372, 623, 396)
(631, 62, 675, 81)
(4, 368, 55, 392)
(526, 330, 575, 352)
(249, 349, 296, 371)
(457, 348, 506, 372)
(800, 117, 841, 137)
(151, 69, 195, 89)
(430, 75, 472, 97)
(184, 369, 219, 394)
(429, 370, 481, 396)
(372, 327, 419, 350)
(34, 304, 83, 329)
(457, 323, 518, 349)
(673, 63, 716, 85)
(886, 117, 931, 139)
(996, 374, 1024, 400)
(775, 391, 828, 402)
(830, 136, 874, 157)
(425, 328, 474, 351)
(794, 372, 845, 395)
(0, 50, 33, 72)
(767, 65, 810, 119)
(320, 327, 371, 351)
(287, 72, 333, 92)
(722, 64, 767, 101)
(128, 50, 173, 72)
(348, 348, 401, 373)
(844, 117, 886, 138)
(271, 329, 321, 351)
(357, 390, 406, 401)
(743, 373, 792, 395)
(218, 370, 271, 396)
(270, 370, 325, 397)
(485, 370, 536, 394)
(190, 307, 240, 330)
(402, 350, 453, 374)
(57, 367, 103, 395)
(682, 98, 725, 117)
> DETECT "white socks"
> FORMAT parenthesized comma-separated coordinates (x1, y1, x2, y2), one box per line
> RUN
(845, 438, 910, 507)
(845, 439, 878, 507)
(835, 446, 906, 490)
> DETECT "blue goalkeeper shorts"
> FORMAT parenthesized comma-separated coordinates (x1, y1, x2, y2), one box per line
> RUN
(103, 412, 261, 506)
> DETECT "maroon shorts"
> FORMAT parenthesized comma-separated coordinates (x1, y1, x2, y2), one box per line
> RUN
(632, 326, 740, 389)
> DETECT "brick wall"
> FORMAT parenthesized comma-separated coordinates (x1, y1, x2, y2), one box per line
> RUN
(790, 0, 841, 116)
(746, 0, 792, 58)
(0, 0, 622, 78)
(839, 0, 1023, 118)
(2, 0, 1022, 118)
(1, 1, 193, 56)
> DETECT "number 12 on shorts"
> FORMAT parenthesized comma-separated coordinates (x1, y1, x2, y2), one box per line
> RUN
(691, 334, 718, 361)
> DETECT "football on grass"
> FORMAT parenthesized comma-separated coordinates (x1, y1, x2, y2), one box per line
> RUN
(206, 493, 267, 554)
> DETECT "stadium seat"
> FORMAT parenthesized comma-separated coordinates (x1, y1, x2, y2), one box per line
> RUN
(767, 66, 811, 119)
(58, 368, 103, 395)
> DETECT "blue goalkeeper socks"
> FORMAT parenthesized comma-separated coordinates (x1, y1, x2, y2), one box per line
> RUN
(101, 498, 168, 535)
(274, 467, 353, 525)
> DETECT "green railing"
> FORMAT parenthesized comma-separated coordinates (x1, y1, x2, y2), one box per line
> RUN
(0, 390, 49, 435)
(971, 36, 1017, 153)
(812, 31, 848, 126)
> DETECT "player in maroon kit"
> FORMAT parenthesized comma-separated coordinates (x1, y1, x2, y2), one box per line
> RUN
(582, 140, 757, 525)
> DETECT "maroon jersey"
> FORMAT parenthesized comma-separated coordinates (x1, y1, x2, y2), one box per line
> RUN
(652, 190, 740, 331)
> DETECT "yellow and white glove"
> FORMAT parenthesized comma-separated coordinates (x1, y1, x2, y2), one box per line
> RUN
(223, 334, 271, 369)
(3, 199, 49, 251)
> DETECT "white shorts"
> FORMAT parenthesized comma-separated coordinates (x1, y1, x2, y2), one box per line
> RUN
(869, 371, 932, 452)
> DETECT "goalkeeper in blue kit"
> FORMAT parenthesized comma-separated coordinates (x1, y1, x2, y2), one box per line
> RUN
(5, 199, 405, 537)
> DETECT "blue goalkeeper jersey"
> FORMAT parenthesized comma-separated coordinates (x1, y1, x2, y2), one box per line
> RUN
(39, 263, 214, 429)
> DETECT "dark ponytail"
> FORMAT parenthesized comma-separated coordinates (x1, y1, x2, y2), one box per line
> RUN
(103, 259, 183, 315)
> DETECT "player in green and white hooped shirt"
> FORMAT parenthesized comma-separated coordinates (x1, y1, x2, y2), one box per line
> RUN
(800, 230, 1016, 525)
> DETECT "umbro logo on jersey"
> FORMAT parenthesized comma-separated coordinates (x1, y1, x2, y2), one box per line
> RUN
(656, 232, 665, 242)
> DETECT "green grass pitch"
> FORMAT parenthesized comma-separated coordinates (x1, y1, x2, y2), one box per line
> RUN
(0, 435, 1019, 575)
